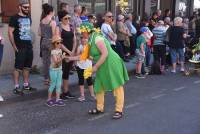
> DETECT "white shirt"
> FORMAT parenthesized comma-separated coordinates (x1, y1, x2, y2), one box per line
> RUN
(76, 45, 92, 69)
(101, 23, 116, 45)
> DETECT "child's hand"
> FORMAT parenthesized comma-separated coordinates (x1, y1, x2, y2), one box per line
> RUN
(92, 66, 98, 73)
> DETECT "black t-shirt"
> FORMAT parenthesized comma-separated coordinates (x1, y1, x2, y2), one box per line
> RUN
(9, 14, 32, 48)
(169, 26, 185, 49)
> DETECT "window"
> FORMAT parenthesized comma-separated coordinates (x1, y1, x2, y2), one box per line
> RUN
(95, 0, 106, 14)
(78, 0, 106, 14)
(1, 0, 19, 23)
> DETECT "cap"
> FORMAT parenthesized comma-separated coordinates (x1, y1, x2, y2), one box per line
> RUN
(118, 14, 124, 21)
(52, 35, 62, 43)
(158, 20, 164, 25)
(140, 27, 149, 33)
(19, 0, 29, 5)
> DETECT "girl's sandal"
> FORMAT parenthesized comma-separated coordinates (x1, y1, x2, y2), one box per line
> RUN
(112, 112, 123, 119)
(88, 108, 104, 115)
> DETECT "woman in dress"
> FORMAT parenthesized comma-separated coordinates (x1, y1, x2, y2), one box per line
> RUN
(79, 22, 129, 119)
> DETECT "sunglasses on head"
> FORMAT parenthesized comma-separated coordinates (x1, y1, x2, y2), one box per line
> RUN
(22, 6, 30, 9)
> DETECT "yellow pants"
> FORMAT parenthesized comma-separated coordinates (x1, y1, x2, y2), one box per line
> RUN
(96, 86, 124, 113)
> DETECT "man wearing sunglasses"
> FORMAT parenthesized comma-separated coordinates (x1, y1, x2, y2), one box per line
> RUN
(101, 11, 126, 62)
(8, 0, 35, 95)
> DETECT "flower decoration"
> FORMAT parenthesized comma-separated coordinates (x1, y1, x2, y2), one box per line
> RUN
(80, 22, 101, 33)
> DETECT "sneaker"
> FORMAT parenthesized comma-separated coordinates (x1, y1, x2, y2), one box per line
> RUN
(180, 68, 185, 72)
(135, 74, 145, 79)
(13, 86, 24, 95)
(112, 112, 123, 119)
(60, 93, 68, 101)
(55, 99, 65, 106)
(46, 99, 56, 107)
(171, 70, 176, 73)
(23, 85, 37, 91)
(65, 92, 75, 99)
(0, 114, 3, 118)
(78, 96, 86, 102)
(0, 95, 4, 102)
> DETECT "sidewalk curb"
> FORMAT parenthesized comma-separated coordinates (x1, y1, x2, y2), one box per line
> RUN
(0, 62, 136, 104)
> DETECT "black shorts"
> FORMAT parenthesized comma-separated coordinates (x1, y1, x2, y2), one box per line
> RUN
(76, 66, 93, 86)
(15, 47, 33, 71)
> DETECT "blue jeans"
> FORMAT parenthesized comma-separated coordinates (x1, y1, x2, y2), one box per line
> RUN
(0, 44, 3, 66)
(49, 68, 63, 94)
(170, 48, 185, 64)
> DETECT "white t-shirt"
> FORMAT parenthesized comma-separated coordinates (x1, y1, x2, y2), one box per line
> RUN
(50, 49, 62, 69)
(76, 45, 92, 69)
(101, 23, 116, 45)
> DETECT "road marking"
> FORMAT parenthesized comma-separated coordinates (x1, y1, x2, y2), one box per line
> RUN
(0, 114, 3, 118)
(88, 113, 109, 121)
(173, 86, 186, 92)
(151, 94, 166, 99)
(125, 102, 141, 109)
(44, 130, 61, 134)
(160, 89, 168, 91)
(194, 80, 200, 84)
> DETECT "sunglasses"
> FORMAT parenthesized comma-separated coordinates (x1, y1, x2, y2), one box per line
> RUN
(106, 16, 113, 18)
(22, 6, 30, 9)
(55, 42, 62, 45)
(63, 17, 70, 20)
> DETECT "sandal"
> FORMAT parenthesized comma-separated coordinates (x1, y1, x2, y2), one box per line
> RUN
(112, 111, 123, 119)
(88, 108, 104, 115)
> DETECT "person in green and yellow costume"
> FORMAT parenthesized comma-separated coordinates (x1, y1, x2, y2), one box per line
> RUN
(79, 22, 129, 119)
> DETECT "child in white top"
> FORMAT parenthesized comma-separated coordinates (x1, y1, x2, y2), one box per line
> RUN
(67, 37, 95, 102)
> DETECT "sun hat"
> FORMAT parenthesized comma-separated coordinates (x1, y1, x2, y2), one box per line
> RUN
(52, 35, 62, 43)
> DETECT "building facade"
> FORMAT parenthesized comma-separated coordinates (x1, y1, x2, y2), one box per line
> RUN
(0, 0, 196, 74)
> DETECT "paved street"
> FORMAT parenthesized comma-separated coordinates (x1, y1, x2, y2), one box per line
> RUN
(0, 71, 200, 134)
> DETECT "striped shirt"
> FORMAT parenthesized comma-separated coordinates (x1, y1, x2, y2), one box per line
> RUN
(152, 26, 167, 45)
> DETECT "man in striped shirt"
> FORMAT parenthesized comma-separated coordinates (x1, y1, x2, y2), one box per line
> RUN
(152, 20, 168, 73)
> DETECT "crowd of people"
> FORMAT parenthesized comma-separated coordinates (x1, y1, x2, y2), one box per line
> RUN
(5, 0, 200, 119)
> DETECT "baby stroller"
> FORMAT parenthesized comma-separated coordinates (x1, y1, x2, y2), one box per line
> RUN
(185, 37, 200, 76)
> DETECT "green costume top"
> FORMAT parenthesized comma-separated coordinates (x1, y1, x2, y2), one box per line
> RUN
(88, 32, 129, 93)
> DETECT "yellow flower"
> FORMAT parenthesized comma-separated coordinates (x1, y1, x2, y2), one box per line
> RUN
(84, 67, 92, 79)
(94, 28, 101, 33)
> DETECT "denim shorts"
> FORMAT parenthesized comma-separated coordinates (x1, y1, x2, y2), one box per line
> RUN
(135, 49, 145, 63)
(170, 48, 185, 64)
